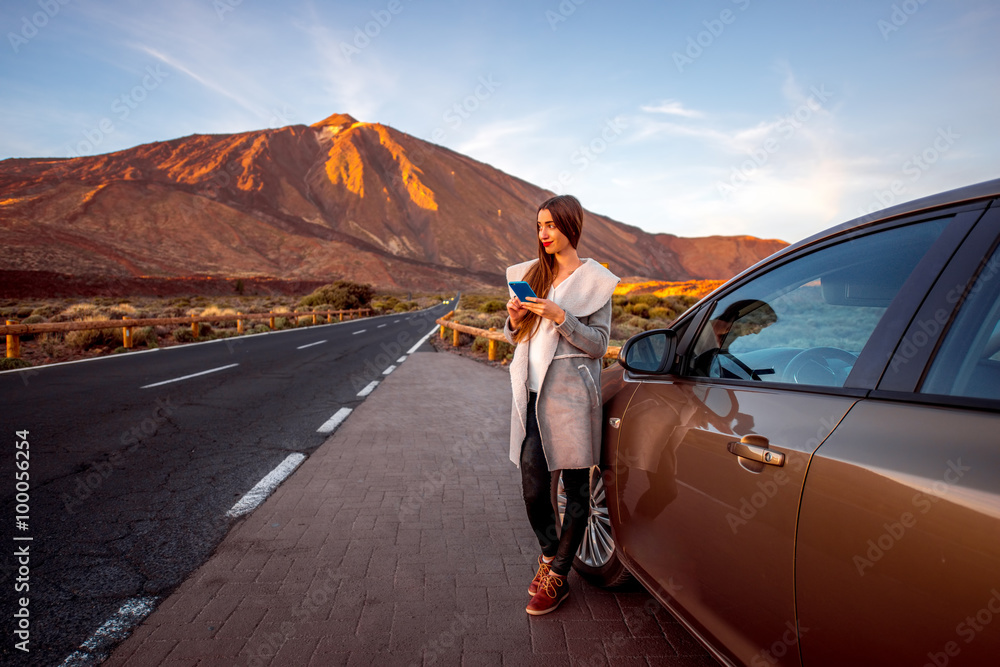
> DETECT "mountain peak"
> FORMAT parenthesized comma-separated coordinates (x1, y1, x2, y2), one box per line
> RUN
(310, 113, 359, 132)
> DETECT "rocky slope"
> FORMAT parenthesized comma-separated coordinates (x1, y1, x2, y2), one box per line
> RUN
(0, 113, 786, 292)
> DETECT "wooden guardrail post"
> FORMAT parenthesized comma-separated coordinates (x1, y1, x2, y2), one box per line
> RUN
(452, 327, 460, 347)
(122, 316, 133, 349)
(312, 310, 318, 325)
(191, 320, 200, 338)
(269, 312, 275, 330)
(6, 320, 19, 359)
(339, 311, 344, 322)
(327, 311, 332, 324)
(488, 327, 498, 361)
(237, 312, 243, 334)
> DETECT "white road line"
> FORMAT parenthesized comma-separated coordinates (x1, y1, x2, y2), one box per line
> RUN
(227, 453, 306, 518)
(59, 596, 158, 666)
(317, 407, 352, 434)
(357, 380, 378, 397)
(406, 326, 440, 355)
(140, 363, 239, 389)
(394, 319, 401, 323)
(353, 329, 366, 335)
(377, 323, 387, 328)
(297, 340, 327, 350)
(382, 365, 396, 375)
(397, 355, 407, 363)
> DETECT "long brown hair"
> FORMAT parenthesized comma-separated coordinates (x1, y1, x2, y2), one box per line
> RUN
(512, 194, 584, 343)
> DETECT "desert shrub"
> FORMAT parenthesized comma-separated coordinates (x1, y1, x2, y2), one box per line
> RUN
(30, 304, 61, 318)
(0, 358, 32, 371)
(61, 303, 99, 319)
(173, 327, 196, 343)
(648, 307, 674, 321)
(297, 316, 312, 327)
(250, 324, 270, 334)
(625, 303, 650, 319)
(611, 305, 624, 319)
(38, 332, 62, 357)
(171, 298, 191, 308)
(393, 303, 411, 313)
(299, 280, 374, 310)
(373, 296, 401, 313)
(134, 326, 158, 348)
(630, 294, 660, 306)
(109, 303, 139, 319)
(485, 314, 506, 330)
(612, 295, 628, 306)
(274, 317, 293, 330)
(65, 321, 122, 350)
(478, 300, 505, 314)
(611, 323, 643, 341)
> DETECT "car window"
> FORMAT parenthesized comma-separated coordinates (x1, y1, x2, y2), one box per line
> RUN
(921, 244, 1000, 401)
(687, 218, 951, 387)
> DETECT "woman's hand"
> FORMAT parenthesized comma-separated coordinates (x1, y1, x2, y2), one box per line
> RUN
(507, 295, 526, 329)
(521, 297, 566, 325)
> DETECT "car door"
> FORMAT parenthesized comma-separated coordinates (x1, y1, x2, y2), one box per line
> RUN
(795, 204, 1000, 666)
(609, 210, 976, 666)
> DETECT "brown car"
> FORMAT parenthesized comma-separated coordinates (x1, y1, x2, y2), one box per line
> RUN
(565, 178, 1000, 666)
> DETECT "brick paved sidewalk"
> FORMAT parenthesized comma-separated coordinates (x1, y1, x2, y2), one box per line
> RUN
(106, 350, 718, 666)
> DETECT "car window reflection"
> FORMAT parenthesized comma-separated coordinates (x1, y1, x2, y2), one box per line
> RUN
(687, 217, 951, 387)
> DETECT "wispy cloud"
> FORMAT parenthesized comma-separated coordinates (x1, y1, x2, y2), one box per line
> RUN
(639, 100, 703, 118)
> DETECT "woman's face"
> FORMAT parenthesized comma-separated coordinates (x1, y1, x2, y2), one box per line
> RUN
(537, 208, 571, 255)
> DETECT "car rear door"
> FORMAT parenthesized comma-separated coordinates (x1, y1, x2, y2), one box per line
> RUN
(795, 204, 1000, 666)
(610, 208, 979, 666)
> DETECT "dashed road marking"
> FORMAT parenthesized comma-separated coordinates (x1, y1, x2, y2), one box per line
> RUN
(377, 324, 387, 328)
(59, 596, 158, 666)
(297, 340, 327, 350)
(227, 453, 306, 518)
(397, 356, 407, 363)
(382, 365, 396, 375)
(353, 329, 366, 335)
(406, 326, 440, 355)
(140, 363, 239, 389)
(357, 381, 378, 397)
(317, 407, 352, 434)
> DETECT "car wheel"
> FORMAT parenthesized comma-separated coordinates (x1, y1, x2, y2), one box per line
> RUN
(557, 466, 634, 588)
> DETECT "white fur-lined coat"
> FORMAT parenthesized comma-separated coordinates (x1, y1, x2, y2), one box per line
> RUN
(504, 258, 619, 470)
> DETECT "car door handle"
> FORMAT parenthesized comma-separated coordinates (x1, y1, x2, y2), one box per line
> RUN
(727, 435, 785, 467)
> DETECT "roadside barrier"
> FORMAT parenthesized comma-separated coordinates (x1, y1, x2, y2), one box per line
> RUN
(2, 309, 372, 359)
(434, 311, 622, 361)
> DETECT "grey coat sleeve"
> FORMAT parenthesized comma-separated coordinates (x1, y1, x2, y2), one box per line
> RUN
(503, 317, 517, 345)
(552, 298, 612, 359)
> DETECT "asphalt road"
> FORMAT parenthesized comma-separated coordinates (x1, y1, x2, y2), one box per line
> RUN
(0, 301, 452, 666)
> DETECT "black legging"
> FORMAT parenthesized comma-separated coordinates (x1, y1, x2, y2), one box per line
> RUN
(520, 392, 591, 577)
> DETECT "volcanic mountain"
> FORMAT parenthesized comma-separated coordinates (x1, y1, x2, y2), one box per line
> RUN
(0, 113, 786, 292)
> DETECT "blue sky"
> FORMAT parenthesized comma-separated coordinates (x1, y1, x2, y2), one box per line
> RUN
(2, 0, 998, 243)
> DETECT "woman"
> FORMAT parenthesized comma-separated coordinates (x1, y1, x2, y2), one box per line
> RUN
(504, 194, 619, 615)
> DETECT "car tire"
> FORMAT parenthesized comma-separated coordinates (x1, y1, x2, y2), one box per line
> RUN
(557, 466, 634, 589)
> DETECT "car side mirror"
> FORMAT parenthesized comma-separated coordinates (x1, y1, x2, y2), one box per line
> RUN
(618, 329, 678, 374)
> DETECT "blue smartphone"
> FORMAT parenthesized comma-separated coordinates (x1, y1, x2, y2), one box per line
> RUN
(508, 281, 537, 301)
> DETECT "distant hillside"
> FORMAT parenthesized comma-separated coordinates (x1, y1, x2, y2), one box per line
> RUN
(0, 113, 786, 293)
